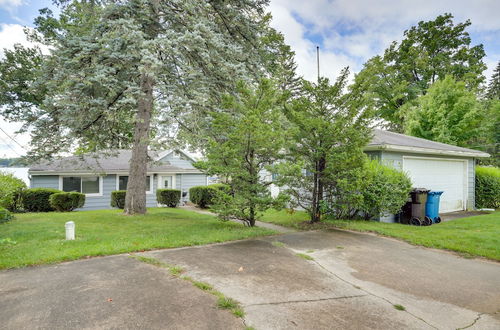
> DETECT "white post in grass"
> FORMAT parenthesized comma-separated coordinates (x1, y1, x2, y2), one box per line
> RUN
(65, 221, 75, 240)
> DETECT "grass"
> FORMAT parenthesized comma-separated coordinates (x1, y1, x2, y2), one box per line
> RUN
(133, 255, 246, 318)
(260, 209, 500, 261)
(260, 209, 308, 229)
(0, 207, 276, 269)
(296, 252, 314, 261)
(393, 304, 406, 311)
(271, 241, 285, 247)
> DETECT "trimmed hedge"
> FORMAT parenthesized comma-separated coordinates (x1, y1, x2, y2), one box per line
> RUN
(0, 207, 13, 224)
(49, 192, 85, 212)
(189, 184, 230, 208)
(111, 190, 127, 209)
(157, 189, 181, 207)
(22, 188, 61, 212)
(476, 166, 500, 209)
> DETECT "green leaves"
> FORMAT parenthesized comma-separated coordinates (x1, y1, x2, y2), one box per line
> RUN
(200, 79, 288, 226)
(354, 13, 486, 131)
(405, 75, 483, 147)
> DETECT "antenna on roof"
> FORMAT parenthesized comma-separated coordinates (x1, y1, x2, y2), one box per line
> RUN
(316, 46, 320, 83)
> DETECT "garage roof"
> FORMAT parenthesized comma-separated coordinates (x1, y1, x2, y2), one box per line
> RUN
(366, 129, 490, 158)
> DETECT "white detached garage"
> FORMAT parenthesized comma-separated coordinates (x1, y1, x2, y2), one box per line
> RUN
(365, 130, 490, 222)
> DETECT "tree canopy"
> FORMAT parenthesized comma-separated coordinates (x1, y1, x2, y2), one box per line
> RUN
(354, 13, 486, 131)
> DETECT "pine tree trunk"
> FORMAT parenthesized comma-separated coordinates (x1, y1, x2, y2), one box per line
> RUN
(124, 73, 154, 215)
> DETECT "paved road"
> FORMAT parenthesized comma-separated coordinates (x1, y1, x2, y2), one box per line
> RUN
(1, 229, 499, 329)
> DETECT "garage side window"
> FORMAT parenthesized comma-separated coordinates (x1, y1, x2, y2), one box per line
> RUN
(62, 176, 101, 195)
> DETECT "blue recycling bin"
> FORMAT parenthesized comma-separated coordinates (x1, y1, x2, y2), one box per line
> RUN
(426, 191, 443, 223)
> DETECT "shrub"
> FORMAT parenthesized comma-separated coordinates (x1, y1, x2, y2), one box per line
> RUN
(0, 207, 13, 224)
(359, 160, 413, 220)
(0, 172, 26, 212)
(22, 188, 61, 212)
(111, 190, 127, 209)
(157, 189, 181, 207)
(49, 192, 85, 212)
(189, 184, 230, 208)
(476, 166, 500, 209)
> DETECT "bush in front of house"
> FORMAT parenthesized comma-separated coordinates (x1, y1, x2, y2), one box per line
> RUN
(0, 207, 13, 224)
(22, 188, 61, 212)
(111, 190, 127, 209)
(359, 159, 413, 220)
(156, 189, 181, 207)
(0, 171, 26, 212)
(49, 192, 86, 212)
(476, 166, 500, 209)
(189, 184, 230, 208)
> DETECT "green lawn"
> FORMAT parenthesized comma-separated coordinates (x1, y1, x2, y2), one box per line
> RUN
(0, 208, 276, 269)
(260, 210, 500, 261)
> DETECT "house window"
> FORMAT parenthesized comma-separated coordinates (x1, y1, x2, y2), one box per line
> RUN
(62, 176, 101, 195)
(118, 176, 152, 193)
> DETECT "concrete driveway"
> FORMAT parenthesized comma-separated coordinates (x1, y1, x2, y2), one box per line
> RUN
(1, 229, 499, 329)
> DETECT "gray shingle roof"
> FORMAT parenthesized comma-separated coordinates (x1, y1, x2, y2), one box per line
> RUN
(368, 129, 489, 157)
(29, 150, 201, 173)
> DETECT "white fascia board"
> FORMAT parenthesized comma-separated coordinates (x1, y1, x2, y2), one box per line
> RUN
(364, 144, 490, 158)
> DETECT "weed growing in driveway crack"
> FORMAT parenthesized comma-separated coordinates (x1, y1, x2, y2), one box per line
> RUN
(393, 304, 406, 311)
(272, 241, 285, 247)
(131, 255, 184, 277)
(193, 281, 213, 291)
(306, 249, 315, 253)
(296, 253, 314, 260)
(132, 255, 246, 319)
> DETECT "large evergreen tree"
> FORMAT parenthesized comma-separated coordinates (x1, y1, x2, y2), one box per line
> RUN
(0, 0, 272, 215)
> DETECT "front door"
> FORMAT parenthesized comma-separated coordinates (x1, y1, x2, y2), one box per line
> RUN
(160, 175, 173, 189)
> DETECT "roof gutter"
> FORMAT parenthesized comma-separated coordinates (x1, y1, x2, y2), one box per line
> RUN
(364, 144, 490, 158)
(28, 169, 203, 175)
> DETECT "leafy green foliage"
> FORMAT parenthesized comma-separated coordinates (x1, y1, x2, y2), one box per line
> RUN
(475, 167, 500, 209)
(22, 188, 61, 212)
(405, 76, 483, 147)
(276, 69, 373, 222)
(49, 192, 85, 212)
(0, 207, 13, 224)
(486, 61, 500, 100)
(110, 190, 126, 209)
(0, 172, 26, 212)
(156, 189, 181, 208)
(197, 79, 289, 226)
(189, 184, 230, 208)
(354, 13, 486, 131)
(358, 160, 413, 220)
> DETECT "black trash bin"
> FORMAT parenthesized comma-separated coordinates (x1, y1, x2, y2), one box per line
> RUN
(397, 197, 413, 225)
(409, 188, 431, 226)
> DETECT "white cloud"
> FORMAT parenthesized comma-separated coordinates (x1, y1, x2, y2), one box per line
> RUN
(0, 23, 30, 58)
(0, 0, 23, 8)
(269, 0, 500, 80)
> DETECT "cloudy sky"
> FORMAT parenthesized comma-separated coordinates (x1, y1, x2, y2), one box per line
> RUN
(1, 0, 499, 158)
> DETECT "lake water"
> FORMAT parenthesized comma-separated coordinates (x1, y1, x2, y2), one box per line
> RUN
(0, 167, 30, 185)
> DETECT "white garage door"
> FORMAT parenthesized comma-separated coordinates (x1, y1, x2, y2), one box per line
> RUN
(403, 157, 467, 213)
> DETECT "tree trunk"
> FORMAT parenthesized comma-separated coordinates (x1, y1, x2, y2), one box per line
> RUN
(124, 72, 154, 215)
(310, 156, 326, 223)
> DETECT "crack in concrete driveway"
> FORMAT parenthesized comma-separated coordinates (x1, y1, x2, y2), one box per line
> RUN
(144, 229, 500, 330)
